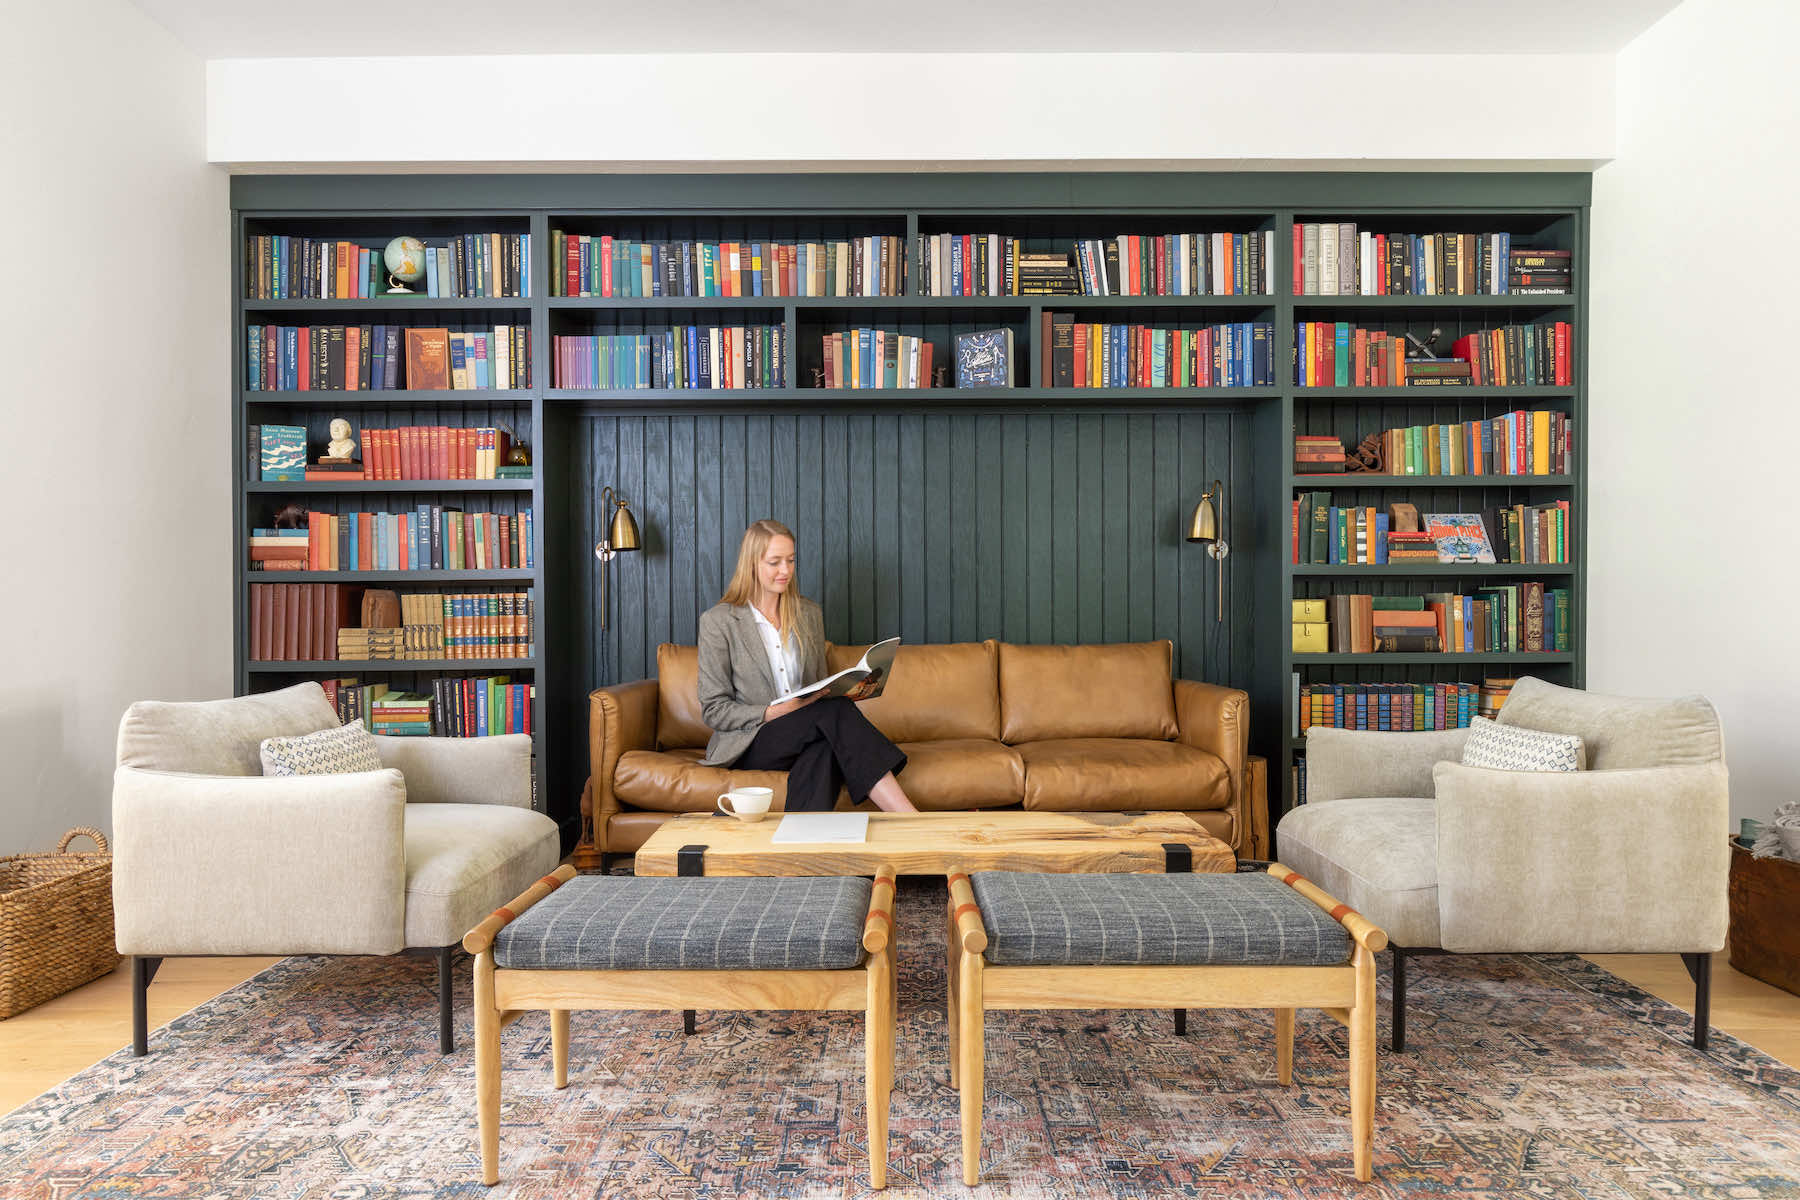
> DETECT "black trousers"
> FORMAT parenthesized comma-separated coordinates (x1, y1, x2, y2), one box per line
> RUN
(734, 697, 908, 812)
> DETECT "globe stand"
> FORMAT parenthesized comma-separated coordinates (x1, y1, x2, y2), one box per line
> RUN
(385, 273, 418, 295)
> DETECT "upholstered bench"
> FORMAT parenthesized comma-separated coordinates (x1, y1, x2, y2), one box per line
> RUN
(947, 864, 1387, 1184)
(463, 865, 897, 1188)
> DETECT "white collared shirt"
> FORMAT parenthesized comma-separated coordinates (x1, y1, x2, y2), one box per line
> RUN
(748, 604, 802, 697)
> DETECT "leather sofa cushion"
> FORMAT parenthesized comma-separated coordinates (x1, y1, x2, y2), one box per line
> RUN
(614, 748, 790, 813)
(1018, 738, 1228, 811)
(827, 640, 1000, 743)
(655, 644, 712, 750)
(894, 739, 1023, 810)
(999, 642, 1179, 743)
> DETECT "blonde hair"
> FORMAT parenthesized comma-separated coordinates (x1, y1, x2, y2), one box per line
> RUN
(721, 519, 815, 660)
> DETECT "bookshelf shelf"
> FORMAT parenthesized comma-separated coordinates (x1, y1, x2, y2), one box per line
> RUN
(545, 387, 1279, 408)
(546, 294, 1275, 311)
(1293, 386, 1575, 401)
(1291, 294, 1574, 309)
(248, 480, 533, 494)
(244, 389, 536, 405)
(246, 570, 535, 583)
(248, 658, 536, 672)
(1292, 563, 1574, 577)
(244, 297, 531, 312)
(1294, 652, 1577, 666)
(1290, 474, 1574, 487)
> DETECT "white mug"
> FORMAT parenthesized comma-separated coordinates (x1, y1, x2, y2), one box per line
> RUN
(717, 786, 774, 822)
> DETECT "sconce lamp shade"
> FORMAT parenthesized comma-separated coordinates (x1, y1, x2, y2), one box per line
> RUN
(608, 492, 641, 552)
(1186, 494, 1218, 544)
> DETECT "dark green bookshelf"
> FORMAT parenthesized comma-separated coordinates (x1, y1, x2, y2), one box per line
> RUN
(234, 171, 1589, 849)
(249, 658, 536, 672)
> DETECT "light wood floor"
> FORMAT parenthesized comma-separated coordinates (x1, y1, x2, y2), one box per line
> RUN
(2, 950, 1796, 1117)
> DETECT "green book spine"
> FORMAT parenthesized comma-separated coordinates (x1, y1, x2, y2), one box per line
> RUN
(1309, 493, 1330, 564)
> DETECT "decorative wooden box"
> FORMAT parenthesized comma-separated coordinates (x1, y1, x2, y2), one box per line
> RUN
(1728, 839, 1800, 997)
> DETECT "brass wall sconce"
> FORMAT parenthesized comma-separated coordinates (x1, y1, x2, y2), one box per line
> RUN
(1186, 479, 1229, 621)
(594, 485, 641, 630)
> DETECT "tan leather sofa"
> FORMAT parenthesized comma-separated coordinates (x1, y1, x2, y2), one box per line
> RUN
(578, 639, 1250, 868)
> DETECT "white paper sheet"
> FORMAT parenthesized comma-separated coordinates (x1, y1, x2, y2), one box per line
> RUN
(770, 813, 870, 844)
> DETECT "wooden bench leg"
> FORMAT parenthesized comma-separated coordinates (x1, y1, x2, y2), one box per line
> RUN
(551, 1009, 570, 1089)
(1350, 944, 1376, 1182)
(1274, 1008, 1295, 1086)
(946, 896, 961, 1088)
(867, 948, 893, 1189)
(957, 949, 984, 1187)
(473, 951, 501, 1186)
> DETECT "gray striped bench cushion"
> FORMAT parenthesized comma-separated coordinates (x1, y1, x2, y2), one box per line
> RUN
(493, 875, 871, 971)
(969, 872, 1351, 967)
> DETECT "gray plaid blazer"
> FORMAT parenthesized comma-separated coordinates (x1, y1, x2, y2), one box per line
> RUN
(696, 598, 826, 766)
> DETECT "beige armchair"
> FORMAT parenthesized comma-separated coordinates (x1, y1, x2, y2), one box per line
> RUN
(1275, 676, 1729, 1050)
(112, 682, 559, 1055)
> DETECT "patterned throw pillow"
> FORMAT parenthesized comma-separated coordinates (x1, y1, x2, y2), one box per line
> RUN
(260, 720, 384, 777)
(1461, 716, 1585, 772)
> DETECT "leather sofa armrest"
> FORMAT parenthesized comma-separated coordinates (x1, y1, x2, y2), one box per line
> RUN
(584, 680, 660, 852)
(1174, 679, 1249, 854)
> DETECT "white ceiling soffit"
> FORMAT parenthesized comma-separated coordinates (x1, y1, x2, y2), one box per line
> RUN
(137, 0, 1683, 59)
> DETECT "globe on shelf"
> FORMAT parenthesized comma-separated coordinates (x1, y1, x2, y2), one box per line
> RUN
(383, 236, 427, 294)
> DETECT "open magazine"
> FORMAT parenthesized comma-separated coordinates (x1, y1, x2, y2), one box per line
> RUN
(775, 637, 900, 704)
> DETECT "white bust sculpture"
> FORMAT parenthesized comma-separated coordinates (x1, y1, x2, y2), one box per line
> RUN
(326, 417, 357, 461)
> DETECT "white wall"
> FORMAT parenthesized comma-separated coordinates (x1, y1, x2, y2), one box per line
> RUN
(0, 0, 228, 852)
(208, 52, 1615, 169)
(1590, 0, 1799, 824)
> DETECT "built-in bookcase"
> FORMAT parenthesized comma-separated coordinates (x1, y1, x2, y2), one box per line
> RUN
(232, 174, 1589, 848)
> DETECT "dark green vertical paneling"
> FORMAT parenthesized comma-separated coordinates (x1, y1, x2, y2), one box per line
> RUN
(577, 412, 1253, 713)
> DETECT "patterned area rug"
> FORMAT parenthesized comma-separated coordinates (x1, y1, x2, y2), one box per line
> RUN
(4, 878, 1799, 1199)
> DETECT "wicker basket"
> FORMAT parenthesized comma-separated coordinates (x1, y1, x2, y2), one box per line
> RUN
(0, 827, 120, 1019)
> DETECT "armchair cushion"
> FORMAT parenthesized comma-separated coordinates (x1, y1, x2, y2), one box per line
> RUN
(1460, 716, 1584, 773)
(116, 682, 338, 777)
(402, 803, 560, 948)
(1497, 676, 1723, 769)
(374, 732, 534, 807)
(260, 719, 382, 776)
(1274, 797, 1441, 948)
(1301, 726, 1471, 804)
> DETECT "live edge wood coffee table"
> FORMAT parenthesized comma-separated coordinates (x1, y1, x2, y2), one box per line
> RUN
(634, 810, 1235, 878)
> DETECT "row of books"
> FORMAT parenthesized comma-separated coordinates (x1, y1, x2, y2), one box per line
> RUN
(551, 235, 906, 299)
(1294, 226, 1571, 296)
(1307, 588, 1573, 654)
(335, 592, 534, 660)
(247, 507, 534, 572)
(254, 424, 523, 483)
(249, 583, 353, 662)
(552, 326, 787, 390)
(1290, 677, 1516, 736)
(1294, 411, 1574, 477)
(1450, 325, 1573, 387)
(920, 232, 1278, 297)
(1293, 321, 1573, 388)
(1290, 497, 1570, 565)
(821, 330, 937, 389)
(247, 325, 532, 391)
(323, 678, 534, 738)
(1296, 682, 1480, 733)
(1043, 316, 1276, 389)
(244, 234, 532, 300)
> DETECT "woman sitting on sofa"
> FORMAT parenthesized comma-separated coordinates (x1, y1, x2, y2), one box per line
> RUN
(697, 519, 919, 813)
